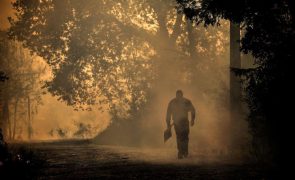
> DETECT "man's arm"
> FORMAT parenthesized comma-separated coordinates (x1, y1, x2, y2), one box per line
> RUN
(166, 101, 172, 128)
(189, 101, 196, 126)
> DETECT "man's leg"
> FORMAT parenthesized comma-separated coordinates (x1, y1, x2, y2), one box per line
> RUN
(175, 120, 189, 159)
(181, 120, 189, 158)
(175, 131, 188, 158)
(182, 132, 189, 157)
(176, 135, 183, 159)
(176, 131, 189, 158)
(175, 124, 184, 159)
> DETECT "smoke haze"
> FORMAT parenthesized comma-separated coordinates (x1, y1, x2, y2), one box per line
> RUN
(1, 0, 251, 160)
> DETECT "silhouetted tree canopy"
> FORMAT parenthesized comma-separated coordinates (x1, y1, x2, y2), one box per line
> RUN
(9, 0, 157, 115)
(9, 0, 229, 120)
(177, 0, 295, 166)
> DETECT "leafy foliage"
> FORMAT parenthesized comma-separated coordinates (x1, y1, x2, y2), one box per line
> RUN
(9, 0, 229, 122)
(9, 0, 156, 116)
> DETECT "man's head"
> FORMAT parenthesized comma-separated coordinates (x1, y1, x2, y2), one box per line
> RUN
(176, 90, 183, 99)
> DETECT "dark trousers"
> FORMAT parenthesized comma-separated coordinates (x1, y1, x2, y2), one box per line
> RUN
(174, 119, 189, 157)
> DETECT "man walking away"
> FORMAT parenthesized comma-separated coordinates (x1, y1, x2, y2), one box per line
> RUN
(166, 90, 196, 159)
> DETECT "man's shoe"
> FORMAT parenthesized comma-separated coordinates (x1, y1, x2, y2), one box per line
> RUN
(178, 153, 183, 159)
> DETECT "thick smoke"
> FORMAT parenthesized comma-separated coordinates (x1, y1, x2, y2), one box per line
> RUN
(1, 0, 250, 161)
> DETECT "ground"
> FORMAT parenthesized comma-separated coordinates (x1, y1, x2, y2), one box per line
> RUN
(5, 140, 270, 180)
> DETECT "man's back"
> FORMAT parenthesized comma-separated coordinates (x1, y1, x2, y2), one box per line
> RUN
(167, 97, 195, 123)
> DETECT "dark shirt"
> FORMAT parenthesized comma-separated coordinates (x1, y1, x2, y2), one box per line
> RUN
(166, 97, 196, 126)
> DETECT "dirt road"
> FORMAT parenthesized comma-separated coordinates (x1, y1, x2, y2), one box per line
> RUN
(17, 141, 271, 179)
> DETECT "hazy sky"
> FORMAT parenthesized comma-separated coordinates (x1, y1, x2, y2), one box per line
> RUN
(0, 0, 14, 30)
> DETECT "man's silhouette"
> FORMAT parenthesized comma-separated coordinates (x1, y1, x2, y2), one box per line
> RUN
(166, 90, 196, 159)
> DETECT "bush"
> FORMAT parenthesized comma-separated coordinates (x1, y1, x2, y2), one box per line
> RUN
(0, 136, 44, 179)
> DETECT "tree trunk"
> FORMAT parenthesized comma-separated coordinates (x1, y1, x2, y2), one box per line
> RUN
(27, 96, 32, 140)
(230, 22, 245, 154)
(1, 99, 9, 139)
(187, 19, 200, 77)
(187, 20, 196, 59)
(13, 98, 19, 140)
(230, 22, 241, 120)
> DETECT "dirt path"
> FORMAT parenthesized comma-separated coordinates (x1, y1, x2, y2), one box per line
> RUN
(25, 142, 270, 179)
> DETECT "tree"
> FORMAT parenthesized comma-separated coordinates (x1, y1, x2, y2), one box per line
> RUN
(176, 0, 295, 166)
(0, 31, 45, 140)
(9, 0, 230, 147)
(10, 0, 226, 108)
(9, 0, 155, 115)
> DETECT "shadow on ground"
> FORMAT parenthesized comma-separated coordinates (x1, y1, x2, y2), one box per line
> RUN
(1, 140, 275, 179)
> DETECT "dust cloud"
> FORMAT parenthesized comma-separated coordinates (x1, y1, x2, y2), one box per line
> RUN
(31, 94, 110, 140)
(1, 0, 250, 161)
(94, 21, 250, 158)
